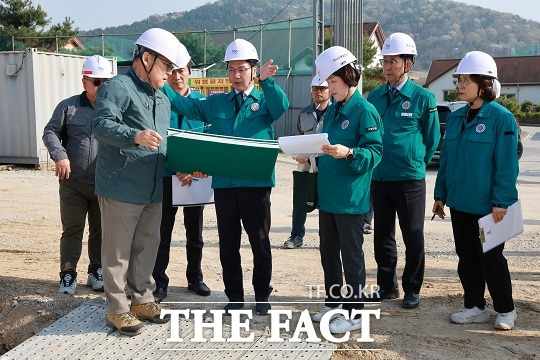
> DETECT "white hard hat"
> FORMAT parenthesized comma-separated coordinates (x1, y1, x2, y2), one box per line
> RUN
(135, 28, 181, 66)
(224, 39, 259, 62)
(454, 51, 498, 79)
(381, 32, 417, 56)
(82, 55, 113, 78)
(311, 74, 328, 87)
(172, 42, 192, 70)
(314, 46, 357, 83)
(492, 79, 501, 98)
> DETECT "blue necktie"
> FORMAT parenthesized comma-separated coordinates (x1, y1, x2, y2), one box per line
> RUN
(389, 85, 400, 99)
(235, 92, 244, 114)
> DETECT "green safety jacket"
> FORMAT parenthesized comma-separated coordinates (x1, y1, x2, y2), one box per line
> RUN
(434, 101, 519, 215)
(367, 78, 440, 181)
(318, 90, 383, 214)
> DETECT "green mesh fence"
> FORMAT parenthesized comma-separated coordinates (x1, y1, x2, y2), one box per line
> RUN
(1, 17, 315, 76)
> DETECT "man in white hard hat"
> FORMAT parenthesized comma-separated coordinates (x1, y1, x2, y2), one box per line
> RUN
(152, 44, 211, 303)
(162, 38, 289, 315)
(283, 74, 330, 249)
(43, 55, 113, 296)
(93, 28, 182, 336)
(367, 33, 440, 309)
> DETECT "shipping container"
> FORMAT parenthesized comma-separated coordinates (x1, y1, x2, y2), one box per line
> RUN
(0, 49, 116, 165)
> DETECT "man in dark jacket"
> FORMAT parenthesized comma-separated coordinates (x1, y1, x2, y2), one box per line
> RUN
(43, 55, 112, 296)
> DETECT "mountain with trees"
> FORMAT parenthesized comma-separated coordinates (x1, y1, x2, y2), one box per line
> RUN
(79, 0, 540, 70)
(2, 0, 539, 71)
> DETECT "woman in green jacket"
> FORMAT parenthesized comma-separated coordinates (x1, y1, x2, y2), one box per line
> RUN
(308, 46, 383, 334)
(433, 51, 519, 330)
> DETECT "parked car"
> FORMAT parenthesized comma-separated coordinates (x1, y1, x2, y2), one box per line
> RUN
(432, 101, 467, 162)
(431, 101, 522, 163)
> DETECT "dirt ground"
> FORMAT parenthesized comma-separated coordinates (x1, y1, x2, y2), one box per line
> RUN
(0, 154, 539, 359)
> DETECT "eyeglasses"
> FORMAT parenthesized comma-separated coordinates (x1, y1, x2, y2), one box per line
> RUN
(84, 77, 107, 87)
(312, 86, 327, 92)
(379, 58, 404, 66)
(228, 67, 251, 75)
(456, 78, 474, 87)
(157, 56, 175, 72)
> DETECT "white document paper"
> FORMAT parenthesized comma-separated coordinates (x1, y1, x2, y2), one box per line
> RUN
(278, 133, 330, 158)
(478, 199, 523, 253)
(172, 176, 214, 207)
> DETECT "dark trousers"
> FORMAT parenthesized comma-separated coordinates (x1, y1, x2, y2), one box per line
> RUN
(214, 187, 273, 301)
(291, 208, 307, 237)
(59, 177, 101, 276)
(450, 208, 514, 313)
(153, 176, 205, 290)
(372, 179, 426, 294)
(319, 210, 365, 314)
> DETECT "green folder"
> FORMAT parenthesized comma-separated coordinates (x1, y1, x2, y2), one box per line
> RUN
(167, 130, 280, 181)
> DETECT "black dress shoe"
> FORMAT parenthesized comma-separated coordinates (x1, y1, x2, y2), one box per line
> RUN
(402, 293, 420, 309)
(224, 299, 245, 315)
(255, 297, 271, 315)
(188, 282, 211, 296)
(153, 288, 168, 303)
(365, 288, 399, 302)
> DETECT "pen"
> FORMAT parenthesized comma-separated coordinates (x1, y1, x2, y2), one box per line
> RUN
(431, 213, 436, 221)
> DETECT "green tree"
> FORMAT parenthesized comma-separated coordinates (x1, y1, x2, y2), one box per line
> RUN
(362, 36, 377, 68)
(0, 0, 77, 50)
(521, 99, 534, 113)
(500, 97, 520, 115)
(362, 66, 385, 94)
(445, 89, 460, 102)
(178, 32, 226, 65)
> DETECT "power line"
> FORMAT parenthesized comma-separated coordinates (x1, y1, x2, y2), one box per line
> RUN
(247, 0, 296, 41)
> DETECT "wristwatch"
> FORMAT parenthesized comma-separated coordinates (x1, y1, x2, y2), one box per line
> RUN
(346, 147, 354, 161)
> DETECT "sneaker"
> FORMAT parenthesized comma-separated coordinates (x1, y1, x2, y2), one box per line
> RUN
(449, 306, 489, 324)
(87, 268, 104, 292)
(363, 223, 373, 234)
(312, 304, 343, 323)
(402, 292, 420, 309)
(106, 311, 144, 336)
(59, 272, 77, 295)
(283, 235, 303, 249)
(328, 315, 362, 334)
(188, 282, 211, 296)
(131, 302, 170, 324)
(495, 309, 517, 330)
(153, 288, 168, 303)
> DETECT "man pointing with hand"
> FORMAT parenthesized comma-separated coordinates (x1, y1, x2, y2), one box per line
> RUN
(162, 38, 289, 315)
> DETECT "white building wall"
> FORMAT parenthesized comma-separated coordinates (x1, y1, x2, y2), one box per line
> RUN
(499, 85, 540, 104)
(424, 71, 457, 102)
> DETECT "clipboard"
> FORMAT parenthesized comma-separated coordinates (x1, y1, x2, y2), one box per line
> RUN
(478, 199, 523, 253)
(172, 176, 214, 207)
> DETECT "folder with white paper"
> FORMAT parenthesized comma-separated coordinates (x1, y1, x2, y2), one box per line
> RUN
(172, 176, 214, 207)
(167, 130, 280, 181)
(478, 199, 523, 253)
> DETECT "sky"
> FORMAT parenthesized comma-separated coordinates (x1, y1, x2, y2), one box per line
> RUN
(32, 0, 540, 31)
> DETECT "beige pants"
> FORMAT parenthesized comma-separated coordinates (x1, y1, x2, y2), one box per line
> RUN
(98, 196, 162, 314)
